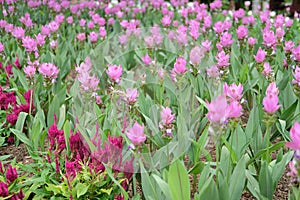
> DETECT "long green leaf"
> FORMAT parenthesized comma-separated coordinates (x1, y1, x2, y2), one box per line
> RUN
(168, 160, 190, 200)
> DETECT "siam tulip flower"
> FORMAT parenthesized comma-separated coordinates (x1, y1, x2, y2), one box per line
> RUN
(274, 14, 285, 28)
(173, 57, 187, 75)
(248, 37, 256, 46)
(266, 82, 279, 96)
(76, 33, 86, 41)
(5, 63, 12, 76)
(0, 42, 4, 53)
(286, 122, 300, 150)
(292, 66, 300, 86)
(263, 95, 280, 114)
(35, 33, 46, 46)
(0, 182, 8, 197)
(226, 101, 243, 118)
(293, 45, 300, 62)
(6, 164, 18, 184)
(41, 25, 50, 36)
(22, 36, 37, 52)
(216, 51, 230, 67)
(106, 64, 123, 84)
(263, 82, 280, 114)
(284, 41, 294, 53)
(39, 63, 59, 80)
(87, 21, 94, 29)
(79, 19, 86, 27)
(78, 73, 99, 92)
(263, 30, 276, 48)
(202, 40, 211, 52)
(223, 82, 243, 101)
(190, 46, 204, 66)
(287, 161, 298, 178)
(50, 40, 58, 49)
(286, 19, 293, 27)
(99, 27, 107, 38)
(12, 27, 25, 39)
(276, 28, 285, 39)
(161, 15, 172, 27)
(213, 21, 224, 34)
(244, 1, 251, 7)
(262, 62, 273, 77)
(254, 47, 266, 63)
(206, 65, 219, 77)
(142, 54, 152, 65)
(24, 65, 36, 78)
(48, 21, 59, 32)
(220, 32, 234, 48)
(236, 25, 248, 40)
(66, 16, 73, 24)
(206, 94, 228, 124)
(126, 122, 146, 145)
(89, 32, 98, 43)
(125, 88, 139, 105)
(160, 107, 175, 126)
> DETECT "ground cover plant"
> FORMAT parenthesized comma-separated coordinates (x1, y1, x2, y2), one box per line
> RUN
(1, 0, 300, 199)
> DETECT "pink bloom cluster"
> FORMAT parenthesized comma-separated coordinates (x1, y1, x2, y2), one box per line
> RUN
(39, 62, 59, 80)
(262, 82, 281, 114)
(126, 122, 146, 145)
(159, 107, 175, 137)
(76, 57, 99, 92)
(206, 83, 243, 125)
(106, 64, 123, 84)
(0, 163, 24, 199)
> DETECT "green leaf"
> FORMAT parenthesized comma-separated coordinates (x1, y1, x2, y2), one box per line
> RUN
(259, 161, 274, 200)
(152, 174, 172, 200)
(229, 156, 246, 200)
(76, 183, 89, 198)
(10, 129, 32, 147)
(168, 160, 190, 200)
(15, 112, 28, 132)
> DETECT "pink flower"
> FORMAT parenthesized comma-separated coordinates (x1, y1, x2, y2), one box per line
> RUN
(236, 25, 248, 40)
(266, 82, 279, 96)
(173, 57, 187, 75)
(24, 65, 36, 78)
(226, 101, 243, 118)
(0, 42, 4, 53)
(76, 33, 86, 41)
(106, 65, 122, 84)
(12, 27, 25, 39)
(284, 41, 294, 53)
(263, 82, 280, 114)
(263, 95, 281, 114)
(216, 51, 230, 67)
(292, 66, 300, 85)
(39, 63, 59, 80)
(22, 36, 37, 52)
(161, 15, 172, 27)
(287, 161, 298, 178)
(160, 107, 175, 126)
(190, 46, 204, 66)
(262, 62, 273, 77)
(89, 32, 98, 43)
(248, 37, 256, 46)
(263, 30, 276, 48)
(206, 65, 219, 77)
(0, 182, 8, 197)
(125, 88, 139, 105)
(142, 54, 152, 65)
(286, 122, 300, 150)
(254, 47, 266, 63)
(66, 16, 73, 24)
(6, 164, 18, 184)
(223, 82, 243, 101)
(293, 45, 300, 62)
(202, 40, 211, 52)
(48, 21, 59, 32)
(50, 40, 58, 49)
(206, 94, 228, 124)
(99, 27, 107, 38)
(126, 122, 146, 145)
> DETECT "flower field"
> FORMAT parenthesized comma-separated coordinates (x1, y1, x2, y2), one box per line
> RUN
(1, 0, 300, 199)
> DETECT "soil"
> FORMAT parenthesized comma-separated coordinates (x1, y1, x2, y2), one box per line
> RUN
(0, 143, 293, 199)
